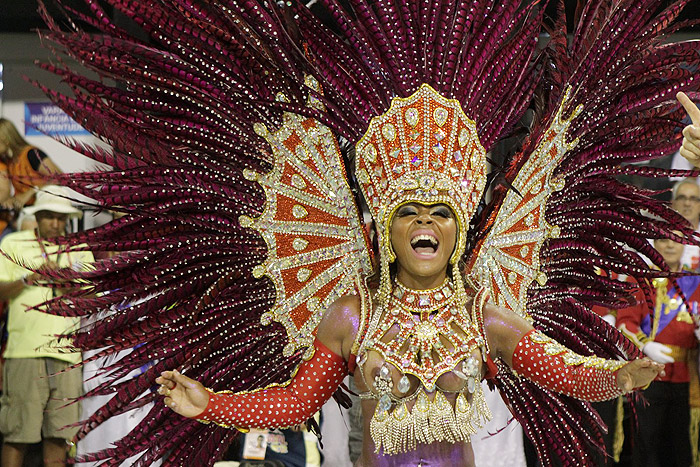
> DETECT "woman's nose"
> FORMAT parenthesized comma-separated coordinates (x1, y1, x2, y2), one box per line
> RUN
(416, 214, 432, 224)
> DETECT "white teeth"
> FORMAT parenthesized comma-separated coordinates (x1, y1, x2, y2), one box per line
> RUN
(410, 234, 438, 246)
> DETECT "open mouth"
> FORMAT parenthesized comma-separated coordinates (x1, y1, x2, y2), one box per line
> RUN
(410, 233, 439, 255)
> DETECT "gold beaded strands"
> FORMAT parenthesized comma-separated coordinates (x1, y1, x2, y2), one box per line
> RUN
(359, 278, 493, 454)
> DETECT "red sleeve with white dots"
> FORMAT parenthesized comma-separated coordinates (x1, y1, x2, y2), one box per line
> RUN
(511, 329, 627, 402)
(195, 339, 347, 429)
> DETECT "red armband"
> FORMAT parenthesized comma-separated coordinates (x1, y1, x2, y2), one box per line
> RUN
(511, 329, 626, 402)
(195, 339, 347, 429)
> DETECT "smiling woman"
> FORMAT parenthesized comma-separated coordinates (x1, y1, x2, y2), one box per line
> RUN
(156, 88, 665, 466)
(390, 203, 457, 290)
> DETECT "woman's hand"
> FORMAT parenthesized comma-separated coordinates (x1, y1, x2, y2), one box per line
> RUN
(678, 92, 700, 168)
(615, 357, 665, 392)
(155, 370, 210, 418)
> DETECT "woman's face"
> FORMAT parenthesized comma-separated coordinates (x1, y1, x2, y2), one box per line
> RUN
(654, 235, 684, 271)
(390, 202, 457, 288)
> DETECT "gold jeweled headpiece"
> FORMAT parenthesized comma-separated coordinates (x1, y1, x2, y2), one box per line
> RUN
(355, 84, 488, 267)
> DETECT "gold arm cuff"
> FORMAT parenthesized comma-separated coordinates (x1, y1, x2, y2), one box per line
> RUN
(194, 387, 250, 432)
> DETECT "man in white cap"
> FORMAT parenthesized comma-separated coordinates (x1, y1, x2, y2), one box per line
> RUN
(0, 186, 93, 467)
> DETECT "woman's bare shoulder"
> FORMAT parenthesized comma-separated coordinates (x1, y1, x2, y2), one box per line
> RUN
(317, 294, 365, 359)
(322, 294, 364, 332)
(481, 301, 533, 363)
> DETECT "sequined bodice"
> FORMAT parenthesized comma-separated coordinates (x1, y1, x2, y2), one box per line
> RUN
(358, 280, 485, 396)
(355, 280, 492, 454)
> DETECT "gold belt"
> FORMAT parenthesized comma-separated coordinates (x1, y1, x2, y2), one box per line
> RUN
(665, 344, 689, 362)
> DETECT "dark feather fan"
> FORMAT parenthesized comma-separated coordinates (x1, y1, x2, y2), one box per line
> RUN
(31, 0, 700, 465)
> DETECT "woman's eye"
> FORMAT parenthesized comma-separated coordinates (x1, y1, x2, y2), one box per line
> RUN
(432, 208, 451, 218)
(397, 207, 417, 217)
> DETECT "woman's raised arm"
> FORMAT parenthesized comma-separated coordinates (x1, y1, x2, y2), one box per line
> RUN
(156, 295, 360, 428)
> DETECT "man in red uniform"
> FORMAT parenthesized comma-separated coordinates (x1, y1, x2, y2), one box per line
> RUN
(617, 236, 700, 467)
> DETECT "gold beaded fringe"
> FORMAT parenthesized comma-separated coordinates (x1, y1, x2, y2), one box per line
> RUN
(369, 385, 492, 455)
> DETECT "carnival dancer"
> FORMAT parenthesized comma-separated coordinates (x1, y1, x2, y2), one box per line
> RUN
(157, 197, 663, 465)
(32, 1, 700, 466)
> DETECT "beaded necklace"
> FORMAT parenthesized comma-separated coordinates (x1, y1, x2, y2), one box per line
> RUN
(357, 279, 492, 454)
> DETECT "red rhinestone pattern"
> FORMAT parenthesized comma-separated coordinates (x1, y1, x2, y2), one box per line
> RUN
(197, 340, 347, 428)
(512, 329, 625, 402)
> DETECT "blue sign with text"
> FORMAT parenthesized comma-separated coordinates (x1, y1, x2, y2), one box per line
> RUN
(24, 102, 89, 136)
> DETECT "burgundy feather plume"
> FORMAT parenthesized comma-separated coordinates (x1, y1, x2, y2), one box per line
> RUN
(33, 0, 700, 465)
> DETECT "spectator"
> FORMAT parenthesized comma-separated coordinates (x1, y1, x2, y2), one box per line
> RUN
(234, 420, 322, 467)
(0, 118, 62, 216)
(0, 186, 92, 467)
(15, 211, 37, 233)
(671, 178, 700, 270)
(617, 235, 700, 467)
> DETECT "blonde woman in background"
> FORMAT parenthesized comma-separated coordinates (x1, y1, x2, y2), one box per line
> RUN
(0, 119, 62, 212)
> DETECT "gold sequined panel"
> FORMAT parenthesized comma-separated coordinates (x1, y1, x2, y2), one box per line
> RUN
(358, 282, 493, 455)
(369, 389, 491, 455)
(467, 88, 582, 316)
(529, 331, 626, 371)
(241, 76, 372, 357)
(365, 298, 484, 392)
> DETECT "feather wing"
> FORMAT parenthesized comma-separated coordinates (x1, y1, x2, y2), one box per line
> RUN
(466, 1, 700, 465)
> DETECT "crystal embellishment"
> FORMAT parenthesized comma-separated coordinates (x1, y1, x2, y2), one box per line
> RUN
(382, 124, 397, 141)
(398, 375, 410, 394)
(291, 174, 307, 189)
(520, 245, 529, 258)
(459, 128, 469, 147)
(365, 145, 377, 163)
(380, 364, 391, 379)
(434, 107, 448, 126)
(292, 205, 308, 219)
(296, 268, 311, 282)
(292, 238, 309, 251)
(405, 108, 419, 126)
(378, 394, 392, 412)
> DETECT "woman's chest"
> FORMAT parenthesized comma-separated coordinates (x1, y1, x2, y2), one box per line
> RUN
(356, 291, 487, 399)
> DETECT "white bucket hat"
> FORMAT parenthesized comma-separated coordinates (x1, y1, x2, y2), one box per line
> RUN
(22, 185, 83, 218)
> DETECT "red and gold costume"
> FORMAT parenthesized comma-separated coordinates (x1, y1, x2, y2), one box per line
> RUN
(618, 277, 700, 383)
(197, 340, 347, 429)
(36, 0, 700, 466)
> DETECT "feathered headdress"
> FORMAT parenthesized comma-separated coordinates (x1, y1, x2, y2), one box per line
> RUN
(30, 0, 700, 465)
